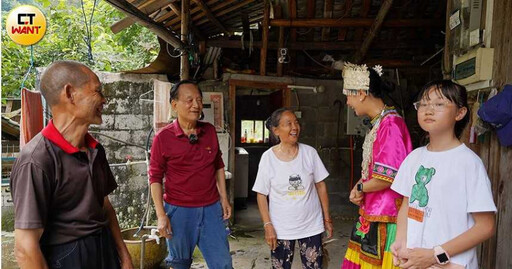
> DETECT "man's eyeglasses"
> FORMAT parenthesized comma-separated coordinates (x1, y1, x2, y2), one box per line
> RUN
(413, 101, 452, 112)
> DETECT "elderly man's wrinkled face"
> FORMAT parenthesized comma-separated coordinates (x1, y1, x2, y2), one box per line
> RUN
(73, 70, 105, 125)
(172, 83, 203, 123)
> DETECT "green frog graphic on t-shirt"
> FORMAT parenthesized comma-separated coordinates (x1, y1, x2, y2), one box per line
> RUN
(410, 165, 435, 207)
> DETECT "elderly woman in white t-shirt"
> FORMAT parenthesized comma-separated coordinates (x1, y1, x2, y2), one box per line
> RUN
(252, 108, 333, 269)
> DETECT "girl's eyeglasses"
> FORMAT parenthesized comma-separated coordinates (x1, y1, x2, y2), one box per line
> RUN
(413, 101, 452, 112)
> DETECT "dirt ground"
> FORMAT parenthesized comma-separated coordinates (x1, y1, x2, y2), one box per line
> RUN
(1, 202, 356, 269)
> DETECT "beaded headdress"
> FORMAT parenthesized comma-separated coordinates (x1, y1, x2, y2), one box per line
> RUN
(342, 62, 383, 95)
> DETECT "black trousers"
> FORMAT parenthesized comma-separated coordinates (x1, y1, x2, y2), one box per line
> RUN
(41, 227, 121, 269)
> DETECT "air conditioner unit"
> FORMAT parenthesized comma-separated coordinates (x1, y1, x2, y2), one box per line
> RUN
(453, 47, 493, 87)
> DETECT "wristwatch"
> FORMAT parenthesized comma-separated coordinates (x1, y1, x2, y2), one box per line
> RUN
(356, 182, 364, 192)
(434, 246, 450, 265)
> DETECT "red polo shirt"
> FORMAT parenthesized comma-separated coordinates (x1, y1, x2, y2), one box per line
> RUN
(149, 120, 224, 207)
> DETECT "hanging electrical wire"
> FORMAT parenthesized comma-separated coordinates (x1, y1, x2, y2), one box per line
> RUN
(302, 50, 334, 70)
(20, 45, 34, 90)
(80, 0, 98, 63)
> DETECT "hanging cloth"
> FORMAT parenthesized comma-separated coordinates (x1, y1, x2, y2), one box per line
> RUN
(20, 88, 44, 148)
(153, 79, 173, 132)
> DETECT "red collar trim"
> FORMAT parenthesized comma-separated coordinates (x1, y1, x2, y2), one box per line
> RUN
(171, 119, 206, 137)
(41, 120, 99, 154)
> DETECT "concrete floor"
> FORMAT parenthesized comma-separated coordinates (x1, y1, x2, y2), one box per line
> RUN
(1, 202, 357, 269)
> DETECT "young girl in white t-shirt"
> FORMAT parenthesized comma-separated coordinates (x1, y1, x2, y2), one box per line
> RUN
(390, 80, 496, 269)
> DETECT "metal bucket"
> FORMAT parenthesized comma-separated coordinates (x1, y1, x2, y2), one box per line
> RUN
(122, 227, 167, 269)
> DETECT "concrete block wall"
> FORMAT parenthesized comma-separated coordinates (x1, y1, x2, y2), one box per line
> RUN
(287, 78, 361, 214)
(201, 76, 360, 215)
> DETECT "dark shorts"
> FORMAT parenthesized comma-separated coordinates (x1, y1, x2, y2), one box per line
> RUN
(41, 227, 120, 269)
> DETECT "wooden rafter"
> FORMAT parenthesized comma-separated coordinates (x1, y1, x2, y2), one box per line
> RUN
(166, 0, 255, 28)
(193, 0, 231, 36)
(354, 0, 371, 40)
(321, 0, 333, 41)
(306, 0, 316, 41)
(110, 0, 172, 34)
(206, 39, 433, 50)
(353, 0, 394, 63)
(105, 0, 185, 48)
(337, 0, 352, 41)
(194, 0, 258, 27)
(270, 18, 443, 28)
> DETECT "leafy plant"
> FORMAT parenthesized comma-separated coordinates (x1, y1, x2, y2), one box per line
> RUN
(1, 0, 159, 98)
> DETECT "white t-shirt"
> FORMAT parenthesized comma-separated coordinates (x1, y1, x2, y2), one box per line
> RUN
(252, 143, 329, 240)
(391, 144, 496, 269)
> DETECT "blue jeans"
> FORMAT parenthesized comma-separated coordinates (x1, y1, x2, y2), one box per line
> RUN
(164, 201, 232, 269)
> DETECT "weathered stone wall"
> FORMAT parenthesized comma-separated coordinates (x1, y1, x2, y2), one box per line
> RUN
(91, 72, 167, 229)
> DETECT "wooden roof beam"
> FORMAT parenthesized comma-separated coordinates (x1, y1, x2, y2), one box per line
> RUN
(105, 0, 185, 48)
(168, 3, 206, 40)
(192, 0, 231, 36)
(157, 0, 221, 24)
(165, 0, 239, 28)
(353, 0, 394, 63)
(270, 18, 443, 28)
(191, 0, 258, 27)
(205, 39, 433, 50)
(110, 0, 173, 34)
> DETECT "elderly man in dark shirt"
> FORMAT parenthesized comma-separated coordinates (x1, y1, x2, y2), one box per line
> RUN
(10, 60, 133, 269)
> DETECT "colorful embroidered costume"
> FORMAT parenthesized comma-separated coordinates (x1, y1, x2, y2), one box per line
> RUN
(342, 107, 412, 269)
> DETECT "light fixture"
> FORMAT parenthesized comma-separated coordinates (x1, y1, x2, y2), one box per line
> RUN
(287, 85, 325, 93)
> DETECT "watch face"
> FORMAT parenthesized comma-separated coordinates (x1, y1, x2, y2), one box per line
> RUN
(437, 253, 449, 263)
(357, 183, 362, 192)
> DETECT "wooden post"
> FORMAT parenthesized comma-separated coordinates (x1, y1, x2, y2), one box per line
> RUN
(169, 2, 205, 41)
(276, 4, 285, 77)
(260, 0, 270, 76)
(181, 0, 190, 80)
(288, 0, 297, 70)
(228, 82, 236, 221)
(352, 0, 393, 63)
(442, 0, 453, 79)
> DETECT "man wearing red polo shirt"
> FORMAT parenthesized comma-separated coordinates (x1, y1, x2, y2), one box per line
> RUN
(10, 61, 132, 269)
(149, 80, 232, 269)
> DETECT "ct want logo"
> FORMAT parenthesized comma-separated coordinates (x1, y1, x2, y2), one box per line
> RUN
(6, 5, 47, 46)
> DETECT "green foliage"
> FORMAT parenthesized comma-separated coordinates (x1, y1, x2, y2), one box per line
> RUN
(1, 0, 159, 98)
